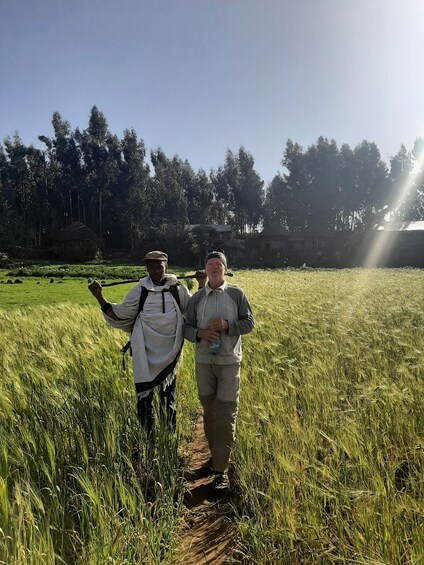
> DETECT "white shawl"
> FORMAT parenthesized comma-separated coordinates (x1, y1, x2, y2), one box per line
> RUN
(102, 276, 188, 386)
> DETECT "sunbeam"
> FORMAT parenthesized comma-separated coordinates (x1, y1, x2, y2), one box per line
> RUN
(363, 144, 424, 268)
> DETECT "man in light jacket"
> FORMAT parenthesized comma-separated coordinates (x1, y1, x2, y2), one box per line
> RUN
(184, 251, 254, 490)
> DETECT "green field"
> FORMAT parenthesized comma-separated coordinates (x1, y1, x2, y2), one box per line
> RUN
(1, 267, 424, 564)
(0, 264, 195, 308)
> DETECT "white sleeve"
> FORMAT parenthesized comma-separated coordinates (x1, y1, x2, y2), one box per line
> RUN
(102, 284, 142, 332)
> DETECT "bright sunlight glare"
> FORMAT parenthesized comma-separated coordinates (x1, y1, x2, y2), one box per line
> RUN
(362, 140, 424, 269)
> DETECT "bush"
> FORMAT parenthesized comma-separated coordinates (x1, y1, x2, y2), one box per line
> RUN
(50, 242, 101, 262)
(0, 252, 10, 267)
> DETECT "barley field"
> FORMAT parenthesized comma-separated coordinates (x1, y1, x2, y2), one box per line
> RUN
(1, 268, 423, 564)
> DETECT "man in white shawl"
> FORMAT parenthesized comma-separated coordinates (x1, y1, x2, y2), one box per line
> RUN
(88, 250, 204, 433)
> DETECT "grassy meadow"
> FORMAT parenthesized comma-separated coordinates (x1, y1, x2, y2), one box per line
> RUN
(1, 267, 424, 563)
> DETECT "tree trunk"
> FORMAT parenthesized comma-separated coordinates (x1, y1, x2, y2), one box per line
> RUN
(69, 190, 74, 224)
(81, 198, 86, 225)
(99, 192, 102, 237)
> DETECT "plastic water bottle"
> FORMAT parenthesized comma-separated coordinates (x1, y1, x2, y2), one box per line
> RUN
(209, 338, 221, 354)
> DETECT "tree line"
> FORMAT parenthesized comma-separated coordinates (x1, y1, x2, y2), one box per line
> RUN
(1, 105, 423, 258)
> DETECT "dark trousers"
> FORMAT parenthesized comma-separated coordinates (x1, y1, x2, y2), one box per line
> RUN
(136, 376, 177, 434)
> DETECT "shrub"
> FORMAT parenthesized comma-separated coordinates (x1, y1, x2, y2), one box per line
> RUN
(0, 252, 9, 267)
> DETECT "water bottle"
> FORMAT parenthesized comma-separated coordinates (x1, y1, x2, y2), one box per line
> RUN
(209, 337, 221, 354)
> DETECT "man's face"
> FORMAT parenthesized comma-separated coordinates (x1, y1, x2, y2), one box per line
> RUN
(205, 258, 225, 284)
(147, 260, 167, 285)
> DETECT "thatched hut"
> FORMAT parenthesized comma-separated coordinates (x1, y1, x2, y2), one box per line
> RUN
(50, 222, 101, 260)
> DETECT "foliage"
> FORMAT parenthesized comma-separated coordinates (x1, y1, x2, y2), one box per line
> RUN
(264, 137, 393, 232)
(4, 264, 148, 280)
(210, 147, 264, 233)
(1, 107, 424, 260)
(188, 225, 221, 266)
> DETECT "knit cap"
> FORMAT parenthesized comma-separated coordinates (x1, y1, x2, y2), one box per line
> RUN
(205, 251, 227, 271)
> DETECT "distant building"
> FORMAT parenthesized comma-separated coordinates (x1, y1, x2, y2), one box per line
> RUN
(257, 223, 290, 252)
(210, 224, 233, 243)
(377, 220, 424, 231)
(256, 220, 424, 267)
(362, 220, 424, 267)
(50, 222, 101, 260)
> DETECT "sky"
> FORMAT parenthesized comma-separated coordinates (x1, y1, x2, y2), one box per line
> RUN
(1, 0, 423, 186)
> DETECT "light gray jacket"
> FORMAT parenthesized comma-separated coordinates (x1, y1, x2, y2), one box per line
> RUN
(184, 281, 254, 364)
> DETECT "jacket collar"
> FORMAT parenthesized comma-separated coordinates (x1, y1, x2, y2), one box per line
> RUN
(205, 280, 227, 295)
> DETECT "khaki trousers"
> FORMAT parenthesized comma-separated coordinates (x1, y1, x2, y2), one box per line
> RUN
(195, 362, 240, 473)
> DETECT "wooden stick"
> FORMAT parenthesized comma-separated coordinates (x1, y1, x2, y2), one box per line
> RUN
(100, 272, 233, 287)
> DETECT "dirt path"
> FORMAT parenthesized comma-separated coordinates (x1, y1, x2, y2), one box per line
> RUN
(177, 417, 238, 564)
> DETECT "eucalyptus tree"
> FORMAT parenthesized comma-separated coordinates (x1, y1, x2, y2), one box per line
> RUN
(3, 134, 36, 244)
(388, 140, 424, 223)
(190, 169, 215, 224)
(279, 139, 310, 231)
(0, 145, 14, 248)
(189, 224, 220, 264)
(25, 145, 51, 246)
(1, 136, 51, 246)
(353, 140, 389, 229)
(211, 147, 264, 234)
(38, 112, 86, 231)
(237, 147, 264, 233)
(116, 128, 151, 252)
(263, 173, 289, 230)
(210, 162, 233, 225)
(75, 106, 120, 237)
(0, 191, 12, 249)
(51, 111, 74, 225)
(304, 137, 341, 232)
(177, 160, 214, 225)
(339, 143, 360, 230)
(388, 144, 416, 221)
(150, 149, 188, 227)
(410, 138, 424, 221)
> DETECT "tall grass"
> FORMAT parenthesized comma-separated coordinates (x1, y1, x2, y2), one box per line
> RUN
(233, 269, 424, 564)
(2, 269, 424, 563)
(0, 305, 199, 564)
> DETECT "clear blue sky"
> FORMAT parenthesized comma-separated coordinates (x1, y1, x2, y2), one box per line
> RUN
(1, 0, 423, 185)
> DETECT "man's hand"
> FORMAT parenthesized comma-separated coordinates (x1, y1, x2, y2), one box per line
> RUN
(197, 328, 220, 343)
(195, 270, 207, 289)
(208, 317, 229, 332)
(88, 280, 102, 298)
(88, 280, 105, 305)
